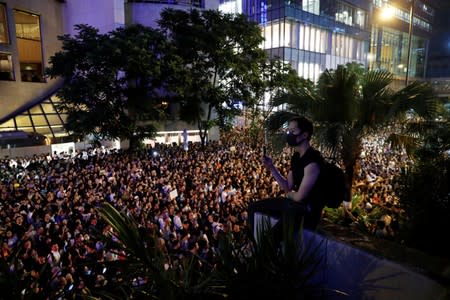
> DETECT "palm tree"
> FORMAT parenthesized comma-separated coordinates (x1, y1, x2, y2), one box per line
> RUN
(94, 202, 225, 300)
(90, 203, 341, 299)
(215, 216, 337, 300)
(266, 63, 441, 204)
(396, 115, 450, 256)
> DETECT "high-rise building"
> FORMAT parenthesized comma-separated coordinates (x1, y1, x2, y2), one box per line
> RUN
(0, 0, 216, 142)
(0, 0, 126, 140)
(126, 0, 219, 28)
(426, 0, 450, 99)
(219, 1, 437, 89)
(369, 0, 435, 89)
(0, 0, 443, 142)
(238, 0, 370, 83)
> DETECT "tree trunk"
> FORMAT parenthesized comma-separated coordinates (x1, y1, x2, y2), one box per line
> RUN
(128, 135, 141, 154)
(197, 120, 207, 148)
(344, 164, 354, 203)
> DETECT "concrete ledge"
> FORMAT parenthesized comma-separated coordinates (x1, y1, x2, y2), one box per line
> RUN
(253, 214, 447, 299)
(302, 229, 448, 299)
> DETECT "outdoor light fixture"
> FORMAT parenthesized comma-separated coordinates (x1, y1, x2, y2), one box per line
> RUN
(379, 5, 395, 21)
(378, 0, 415, 87)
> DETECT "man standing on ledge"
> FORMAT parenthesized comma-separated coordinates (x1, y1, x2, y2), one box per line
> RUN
(248, 116, 324, 240)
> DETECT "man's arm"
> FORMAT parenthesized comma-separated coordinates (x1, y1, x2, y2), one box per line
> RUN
(286, 162, 320, 202)
(262, 156, 293, 193)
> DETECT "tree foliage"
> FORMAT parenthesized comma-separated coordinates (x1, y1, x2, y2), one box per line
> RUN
(266, 63, 442, 203)
(158, 9, 267, 145)
(88, 203, 334, 299)
(245, 58, 302, 143)
(46, 24, 173, 149)
(46, 11, 295, 149)
(396, 117, 450, 257)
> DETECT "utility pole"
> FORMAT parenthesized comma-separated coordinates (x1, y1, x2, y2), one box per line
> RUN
(405, 0, 415, 87)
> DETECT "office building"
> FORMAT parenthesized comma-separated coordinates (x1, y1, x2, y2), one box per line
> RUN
(0, 0, 216, 143)
(426, 0, 450, 99)
(0, 0, 443, 142)
(369, 0, 435, 89)
(0, 0, 126, 141)
(236, 0, 371, 83)
(219, 1, 437, 89)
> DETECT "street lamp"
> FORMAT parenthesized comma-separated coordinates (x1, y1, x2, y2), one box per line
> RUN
(378, 0, 415, 87)
(405, 0, 415, 87)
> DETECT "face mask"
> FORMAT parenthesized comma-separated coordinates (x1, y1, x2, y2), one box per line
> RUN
(286, 132, 303, 147)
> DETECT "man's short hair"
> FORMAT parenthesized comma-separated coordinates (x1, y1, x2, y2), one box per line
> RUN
(289, 116, 313, 139)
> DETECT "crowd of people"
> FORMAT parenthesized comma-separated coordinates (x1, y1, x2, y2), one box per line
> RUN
(351, 135, 410, 236)
(0, 129, 409, 298)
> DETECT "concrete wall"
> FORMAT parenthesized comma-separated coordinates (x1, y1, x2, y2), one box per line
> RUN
(0, 144, 50, 158)
(0, 131, 221, 158)
(125, 3, 166, 29)
(0, 141, 92, 158)
(63, 0, 124, 34)
(125, 0, 220, 29)
(254, 215, 448, 299)
(0, 0, 66, 119)
(0, 0, 124, 121)
(303, 229, 448, 299)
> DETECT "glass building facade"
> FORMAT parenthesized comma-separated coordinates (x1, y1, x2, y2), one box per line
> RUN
(219, 0, 435, 86)
(0, 0, 439, 141)
(0, 94, 68, 138)
(1, 0, 215, 142)
(237, 0, 371, 82)
(369, 0, 432, 82)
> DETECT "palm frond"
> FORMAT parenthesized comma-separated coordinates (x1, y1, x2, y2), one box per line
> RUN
(403, 119, 443, 135)
(271, 77, 317, 114)
(386, 133, 421, 158)
(358, 70, 394, 128)
(390, 81, 439, 120)
(265, 111, 299, 132)
(0, 252, 23, 299)
(314, 122, 345, 158)
(315, 66, 359, 123)
(362, 70, 393, 99)
(97, 203, 229, 299)
(271, 91, 309, 112)
(98, 203, 158, 268)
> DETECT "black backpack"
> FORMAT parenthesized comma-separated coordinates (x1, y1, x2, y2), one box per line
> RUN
(319, 160, 348, 208)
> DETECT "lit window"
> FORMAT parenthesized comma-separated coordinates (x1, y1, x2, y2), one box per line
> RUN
(302, 0, 320, 15)
(284, 22, 291, 47)
(0, 3, 8, 44)
(272, 22, 280, 48)
(14, 10, 44, 82)
(264, 25, 272, 49)
(0, 52, 14, 80)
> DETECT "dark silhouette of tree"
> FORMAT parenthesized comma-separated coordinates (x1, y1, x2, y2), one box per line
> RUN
(158, 9, 267, 146)
(46, 24, 174, 150)
(266, 63, 441, 206)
